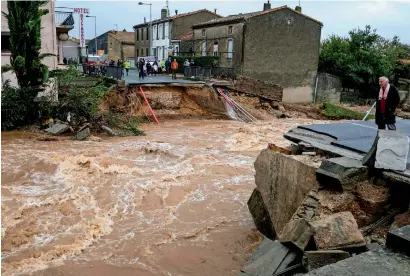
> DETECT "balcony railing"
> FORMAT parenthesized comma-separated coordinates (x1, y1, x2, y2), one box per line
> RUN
(55, 11, 74, 26)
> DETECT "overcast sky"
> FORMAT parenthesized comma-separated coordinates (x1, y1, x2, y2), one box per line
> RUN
(56, 0, 410, 44)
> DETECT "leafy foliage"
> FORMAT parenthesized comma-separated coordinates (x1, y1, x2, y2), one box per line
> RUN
(319, 25, 409, 94)
(2, 1, 52, 88)
(106, 112, 145, 136)
(322, 103, 374, 121)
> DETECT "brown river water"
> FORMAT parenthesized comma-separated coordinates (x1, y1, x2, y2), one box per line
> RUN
(1, 118, 319, 276)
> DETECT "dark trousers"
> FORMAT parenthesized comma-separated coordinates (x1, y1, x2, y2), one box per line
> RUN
(172, 69, 176, 79)
(125, 68, 129, 76)
(139, 69, 144, 79)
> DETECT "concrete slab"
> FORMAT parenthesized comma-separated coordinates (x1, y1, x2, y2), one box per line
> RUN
(304, 247, 410, 276)
(123, 70, 204, 85)
(386, 225, 410, 256)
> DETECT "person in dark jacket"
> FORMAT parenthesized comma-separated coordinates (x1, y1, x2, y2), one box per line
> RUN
(138, 58, 145, 79)
(375, 76, 400, 130)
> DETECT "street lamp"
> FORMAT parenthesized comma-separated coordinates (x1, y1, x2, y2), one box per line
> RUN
(138, 2, 152, 56)
(86, 15, 97, 55)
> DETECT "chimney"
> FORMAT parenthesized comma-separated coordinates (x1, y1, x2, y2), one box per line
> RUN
(175, 10, 178, 15)
(295, 6, 302, 13)
(263, 0, 271, 11)
(161, 8, 168, 19)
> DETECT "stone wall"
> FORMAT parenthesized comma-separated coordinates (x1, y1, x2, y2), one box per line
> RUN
(243, 8, 322, 103)
(233, 76, 283, 101)
(315, 73, 342, 103)
(254, 149, 318, 234)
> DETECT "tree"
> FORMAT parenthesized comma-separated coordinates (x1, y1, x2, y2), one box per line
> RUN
(122, 28, 127, 32)
(2, 1, 52, 88)
(319, 25, 409, 92)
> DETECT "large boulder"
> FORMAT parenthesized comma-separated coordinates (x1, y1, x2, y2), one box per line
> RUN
(279, 218, 314, 252)
(247, 188, 276, 240)
(254, 149, 318, 234)
(311, 211, 366, 250)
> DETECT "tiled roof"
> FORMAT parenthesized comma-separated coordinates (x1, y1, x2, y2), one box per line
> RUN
(133, 9, 221, 28)
(69, 37, 90, 44)
(192, 6, 322, 28)
(174, 33, 193, 40)
(108, 31, 135, 43)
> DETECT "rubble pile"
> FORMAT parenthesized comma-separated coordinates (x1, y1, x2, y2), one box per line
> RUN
(243, 129, 410, 275)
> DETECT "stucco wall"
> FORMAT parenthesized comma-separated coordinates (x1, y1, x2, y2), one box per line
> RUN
(243, 9, 322, 103)
(193, 22, 243, 68)
(1, 0, 57, 86)
(134, 27, 150, 58)
(172, 11, 219, 39)
(316, 73, 342, 103)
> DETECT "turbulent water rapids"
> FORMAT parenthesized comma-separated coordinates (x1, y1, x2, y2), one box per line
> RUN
(1, 119, 319, 276)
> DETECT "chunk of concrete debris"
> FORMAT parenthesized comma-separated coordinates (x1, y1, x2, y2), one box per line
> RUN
(386, 225, 410, 256)
(74, 127, 90, 141)
(240, 237, 299, 276)
(247, 188, 276, 240)
(291, 189, 319, 221)
(45, 123, 70, 135)
(363, 130, 410, 171)
(279, 218, 314, 252)
(374, 130, 409, 171)
(311, 212, 366, 250)
(101, 125, 117, 136)
(304, 250, 350, 271)
(316, 157, 368, 191)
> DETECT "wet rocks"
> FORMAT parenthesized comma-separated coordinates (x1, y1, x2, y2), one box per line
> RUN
(247, 189, 276, 240)
(254, 149, 318, 234)
(88, 135, 102, 142)
(316, 157, 368, 191)
(291, 189, 319, 221)
(386, 224, 410, 256)
(74, 127, 90, 141)
(304, 250, 350, 271)
(45, 123, 70, 135)
(311, 211, 366, 250)
(101, 125, 117, 136)
(279, 218, 314, 252)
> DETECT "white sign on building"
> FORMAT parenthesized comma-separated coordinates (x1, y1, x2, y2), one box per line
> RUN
(73, 8, 90, 48)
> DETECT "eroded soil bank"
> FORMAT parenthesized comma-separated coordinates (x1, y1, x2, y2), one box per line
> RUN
(1, 118, 324, 276)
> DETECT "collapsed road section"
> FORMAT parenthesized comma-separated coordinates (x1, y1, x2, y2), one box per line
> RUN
(243, 121, 410, 276)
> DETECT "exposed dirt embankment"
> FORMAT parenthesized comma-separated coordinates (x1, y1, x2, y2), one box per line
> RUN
(101, 85, 231, 121)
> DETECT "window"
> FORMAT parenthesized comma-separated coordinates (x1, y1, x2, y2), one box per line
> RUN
(137, 49, 139, 57)
(146, 48, 149, 56)
(202, 29, 206, 37)
(228, 26, 233, 34)
(136, 29, 139, 41)
(153, 25, 157, 40)
(227, 39, 233, 59)
(213, 41, 218, 57)
(162, 46, 165, 59)
(164, 23, 169, 39)
(175, 46, 179, 56)
(1, 34, 11, 52)
(158, 24, 163, 40)
(201, 40, 206, 56)
(146, 27, 149, 40)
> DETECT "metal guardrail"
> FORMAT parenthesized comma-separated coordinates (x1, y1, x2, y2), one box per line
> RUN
(78, 64, 123, 80)
(55, 11, 74, 26)
(184, 66, 235, 80)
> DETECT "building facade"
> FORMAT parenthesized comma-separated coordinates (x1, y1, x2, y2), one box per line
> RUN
(87, 30, 135, 62)
(133, 9, 221, 61)
(192, 5, 322, 103)
(1, 0, 58, 86)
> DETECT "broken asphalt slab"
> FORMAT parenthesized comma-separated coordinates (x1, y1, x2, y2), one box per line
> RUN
(374, 130, 409, 171)
(316, 157, 368, 191)
(386, 224, 410, 256)
(239, 236, 300, 276)
(248, 188, 276, 240)
(303, 246, 410, 276)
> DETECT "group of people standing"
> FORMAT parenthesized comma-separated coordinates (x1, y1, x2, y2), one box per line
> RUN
(138, 57, 179, 80)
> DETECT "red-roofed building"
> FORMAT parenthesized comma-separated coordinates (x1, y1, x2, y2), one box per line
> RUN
(192, 3, 323, 103)
(133, 8, 221, 60)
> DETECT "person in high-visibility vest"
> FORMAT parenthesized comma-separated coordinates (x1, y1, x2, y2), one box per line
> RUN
(171, 59, 178, 79)
(124, 60, 131, 76)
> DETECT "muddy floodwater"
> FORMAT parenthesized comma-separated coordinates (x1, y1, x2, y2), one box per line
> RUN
(1, 119, 319, 276)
